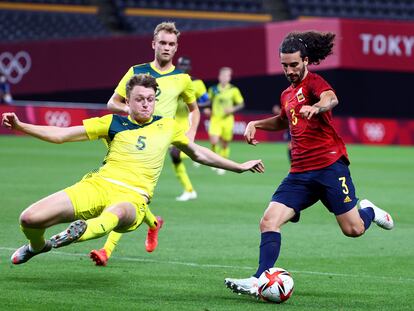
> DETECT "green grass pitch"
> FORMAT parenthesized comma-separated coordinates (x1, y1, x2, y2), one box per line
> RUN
(0, 136, 413, 310)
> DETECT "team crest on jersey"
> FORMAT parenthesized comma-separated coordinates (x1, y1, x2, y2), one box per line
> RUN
(296, 87, 305, 102)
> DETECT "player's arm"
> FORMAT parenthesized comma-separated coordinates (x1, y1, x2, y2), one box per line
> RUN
(197, 93, 210, 108)
(225, 101, 244, 115)
(175, 141, 264, 173)
(107, 92, 129, 114)
(300, 90, 338, 120)
(186, 102, 200, 142)
(244, 115, 289, 146)
(1, 112, 88, 143)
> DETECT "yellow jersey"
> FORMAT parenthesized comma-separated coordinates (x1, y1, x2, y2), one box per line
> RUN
(115, 62, 196, 118)
(176, 78, 209, 123)
(83, 114, 189, 200)
(208, 83, 244, 119)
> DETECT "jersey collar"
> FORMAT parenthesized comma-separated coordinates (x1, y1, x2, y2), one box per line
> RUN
(150, 62, 176, 75)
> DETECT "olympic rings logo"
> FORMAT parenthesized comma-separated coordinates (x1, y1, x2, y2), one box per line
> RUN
(0, 51, 31, 84)
(363, 122, 385, 142)
(44, 111, 71, 127)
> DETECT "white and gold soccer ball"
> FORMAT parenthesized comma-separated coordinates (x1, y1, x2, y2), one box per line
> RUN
(258, 267, 294, 303)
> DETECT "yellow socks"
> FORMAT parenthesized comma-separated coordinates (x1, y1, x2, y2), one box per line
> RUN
(144, 207, 158, 229)
(77, 211, 119, 242)
(21, 225, 46, 252)
(103, 231, 123, 257)
(173, 162, 194, 192)
(220, 146, 230, 159)
(212, 144, 221, 155)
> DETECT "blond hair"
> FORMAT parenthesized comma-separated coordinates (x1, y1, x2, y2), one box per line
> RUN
(153, 22, 180, 39)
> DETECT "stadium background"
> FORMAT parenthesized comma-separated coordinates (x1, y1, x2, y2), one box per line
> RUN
(1, 0, 414, 145)
(0, 1, 413, 310)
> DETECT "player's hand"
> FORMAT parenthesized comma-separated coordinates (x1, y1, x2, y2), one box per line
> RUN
(203, 108, 211, 116)
(299, 105, 319, 120)
(244, 121, 259, 145)
(238, 160, 265, 173)
(1, 112, 20, 129)
(224, 107, 233, 116)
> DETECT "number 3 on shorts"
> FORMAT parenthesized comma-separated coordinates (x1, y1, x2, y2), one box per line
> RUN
(338, 176, 349, 194)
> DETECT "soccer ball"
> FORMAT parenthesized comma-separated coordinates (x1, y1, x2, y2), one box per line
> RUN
(258, 267, 294, 303)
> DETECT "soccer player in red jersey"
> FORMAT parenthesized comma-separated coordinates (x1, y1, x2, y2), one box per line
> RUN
(224, 31, 394, 298)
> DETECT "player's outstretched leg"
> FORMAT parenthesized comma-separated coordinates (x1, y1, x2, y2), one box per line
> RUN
(145, 216, 164, 252)
(224, 276, 259, 298)
(360, 199, 394, 230)
(50, 220, 87, 248)
(11, 241, 52, 265)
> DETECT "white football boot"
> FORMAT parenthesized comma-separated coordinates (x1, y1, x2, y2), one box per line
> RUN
(360, 199, 394, 230)
(176, 191, 197, 201)
(224, 276, 259, 298)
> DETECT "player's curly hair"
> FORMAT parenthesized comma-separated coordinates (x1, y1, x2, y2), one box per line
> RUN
(154, 21, 180, 39)
(126, 74, 159, 98)
(279, 31, 335, 65)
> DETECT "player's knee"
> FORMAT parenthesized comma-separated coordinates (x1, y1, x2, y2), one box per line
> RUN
(259, 215, 281, 232)
(169, 148, 181, 164)
(342, 224, 365, 237)
(19, 209, 36, 227)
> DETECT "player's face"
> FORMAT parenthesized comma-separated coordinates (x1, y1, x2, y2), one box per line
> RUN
(280, 51, 308, 85)
(219, 69, 231, 85)
(152, 31, 178, 66)
(127, 85, 156, 123)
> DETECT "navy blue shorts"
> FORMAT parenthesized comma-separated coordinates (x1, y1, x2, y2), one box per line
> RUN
(271, 157, 358, 222)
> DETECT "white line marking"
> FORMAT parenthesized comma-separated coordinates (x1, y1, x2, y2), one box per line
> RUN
(1, 247, 413, 283)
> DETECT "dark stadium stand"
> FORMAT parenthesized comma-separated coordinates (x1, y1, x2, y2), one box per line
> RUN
(285, 0, 414, 21)
(4, 0, 90, 4)
(114, 0, 266, 13)
(0, 10, 110, 41)
(124, 16, 253, 35)
(1, 0, 413, 42)
(0, 0, 271, 42)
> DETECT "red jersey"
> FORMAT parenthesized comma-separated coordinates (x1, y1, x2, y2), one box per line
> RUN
(280, 72, 348, 173)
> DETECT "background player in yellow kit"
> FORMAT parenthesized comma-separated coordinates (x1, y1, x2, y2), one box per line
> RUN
(172, 56, 210, 201)
(3, 74, 264, 265)
(205, 67, 244, 175)
(90, 22, 200, 265)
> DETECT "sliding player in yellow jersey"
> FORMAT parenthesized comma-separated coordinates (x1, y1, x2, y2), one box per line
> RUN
(90, 22, 201, 266)
(173, 56, 210, 201)
(3, 74, 264, 265)
(205, 67, 244, 175)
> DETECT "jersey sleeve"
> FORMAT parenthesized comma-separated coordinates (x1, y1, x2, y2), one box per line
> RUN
(309, 74, 334, 99)
(207, 86, 214, 100)
(82, 114, 113, 140)
(279, 93, 287, 119)
(171, 121, 190, 146)
(181, 74, 197, 105)
(193, 79, 209, 105)
(114, 67, 134, 99)
(232, 87, 244, 105)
